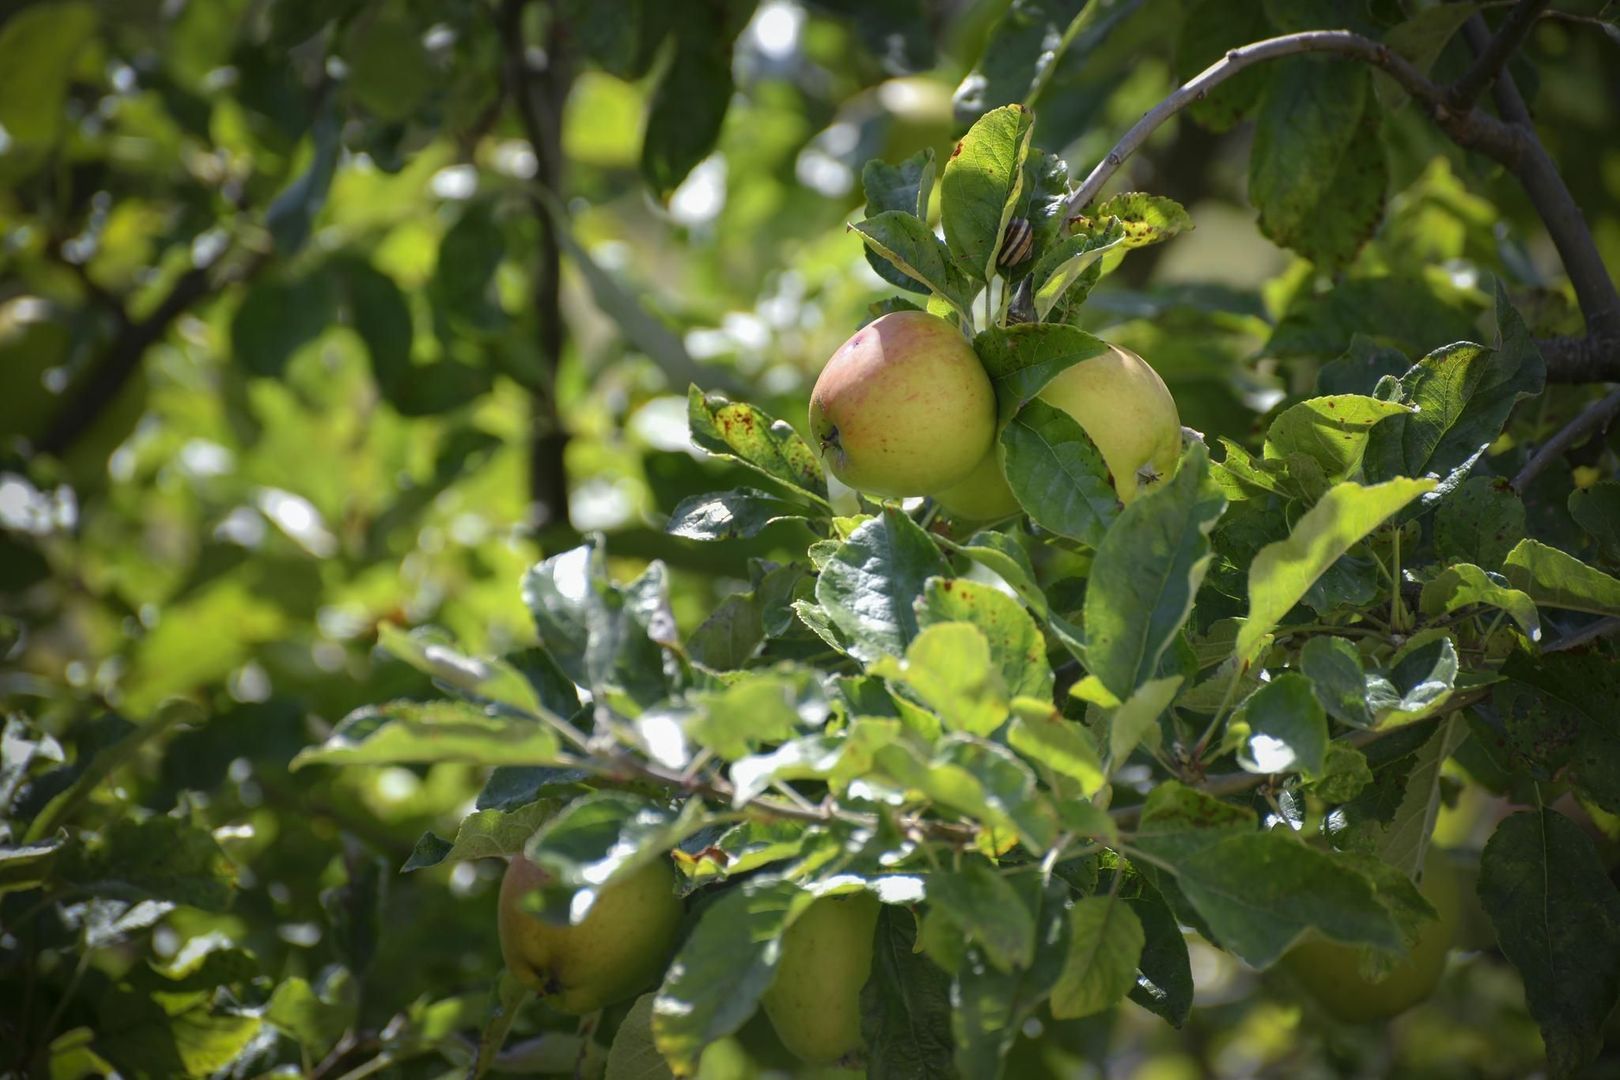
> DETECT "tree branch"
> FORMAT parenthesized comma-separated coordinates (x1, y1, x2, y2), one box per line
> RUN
(1066, 26, 1620, 382)
(1449, 0, 1552, 111)
(499, 0, 572, 530)
(1536, 333, 1620, 383)
(1512, 385, 1620, 491)
(37, 251, 262, 456)
(1065, 30, 1477, 216)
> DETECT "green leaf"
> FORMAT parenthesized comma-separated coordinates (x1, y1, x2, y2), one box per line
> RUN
(851, 212, 976, 321)
(1006, 706, 1106, 798)
(231, 271, 337, 378)
(1124, 875, 1193, 1027)
(266, 103, 341, 256)
(1433, 475, 1526, 568)
(1234, 673, 1327, 776)
(1029, 221, 1126, 320)
(1000, 400, 1118, 547)
(950, 878, 1071, 1076)
(936, 530, 1047, 618)
(1176, 0, 1272, 131)
(521, 794, 707, 920)
(1478, 810, 1620, 1078)
(927, 857, 1037, 972)
(863, 149, 937, 220)
(862, 904, 956, 1080)
(1381, 2, 1480, 109)
(816, 507, 951, 663)
(1263, 395, 1412, 481)
(973, 323, 1110, 426)
(376, 624, 548, 717)
(1308, 743, 1376, 803)
(640, 6, 748, 197)
(1372, 633, 1459, 726)
(1496, 653, 1620, 816)
(0, 2, 97, 166)
(940, 104, 1035, 282)
(1569, 480, 1620, 558)
(265, 977, 352, 1058)
(1317, 335, 1412, 396)
(1420, 564, 1540, 641)
(1235, 478, 1434, 660)
(1502, 539, 1620, 616)
(1365, 283, 1546, 496)
(1085, 444, 1224, 699)
(1249, 59, 1387, 270)
(292, 699, 562, 769)
(652, 880, 813, 1074)
(402, 799, 561, 872)
(1109, 677, 1183, 766)
(873, 736, 1055, 851)
(917, 577, 1053, 699)
(953, 0, 1090, 118)
(1134, 831, 1402, 968)
(605, 993, 675, 1080)
(58, 817, 236, 912)
(1088, 193, 1193, 249)
(665, 489, 809, 540)
(692, 670, 824, 760)
(1050, 895, 1145, 1019)
(861, 150, 939, 293)
(1299, 636, 1375, 728)
(686, 386, 829, 505)
(1375, 715, 1467, 880)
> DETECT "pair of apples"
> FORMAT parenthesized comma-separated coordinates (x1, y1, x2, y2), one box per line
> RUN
(808, 310, 1183, 517)
(499, 856, 878, 1067)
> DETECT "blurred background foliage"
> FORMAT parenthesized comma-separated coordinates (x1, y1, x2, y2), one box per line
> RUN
(1, 0, 1617, 1076)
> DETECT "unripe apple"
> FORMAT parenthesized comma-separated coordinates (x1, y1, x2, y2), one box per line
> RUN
(498, 855, 683, 1014)
(809, 311, 996, 498)
(933, 446, 1020, 523)
(1283, 849, 1461, 1023)
(1039, 343, 1182, 504)
(762, 892, 881, 1065)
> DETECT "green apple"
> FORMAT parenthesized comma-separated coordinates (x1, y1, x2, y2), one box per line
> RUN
(1283, 849, 1461, 1023)
(1038, 343, 1182, 504)
(498, 855, 683, 1014)
(933, 446, 1021, 523)
(809, 311, 996, 498)
(762, 892, 881, 1066)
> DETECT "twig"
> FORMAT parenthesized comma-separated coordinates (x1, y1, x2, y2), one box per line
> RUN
(1449, 0, 1552, 111)
(1064, 26, 1620, 374)
(1512, 386, 1620, 490)
(37, 251, 263, 455)
(1064, 31, 1466, 216)
(498, 0, 572, 530)
(1543, 616, 1620, 653)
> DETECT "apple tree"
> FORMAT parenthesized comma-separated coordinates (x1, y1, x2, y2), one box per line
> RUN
(3, 1, 1620, 1078)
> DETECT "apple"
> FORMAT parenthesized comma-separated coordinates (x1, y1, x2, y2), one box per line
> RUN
(809, 311, 996, 498)
(1283, 849, 1462, 1023)
(1039, 343, 1182, 504)
(933, 446, 1021, 522)
(762, 892, 881, 1065)
(497, 854, 683, 1014)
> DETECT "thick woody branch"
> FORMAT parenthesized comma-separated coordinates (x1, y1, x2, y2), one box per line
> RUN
(1449, 0, 1551, 112)
(1536, 334, 1620, 384)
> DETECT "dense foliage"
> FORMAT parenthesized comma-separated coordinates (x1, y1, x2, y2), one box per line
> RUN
(4, 1, 1620, 1077)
